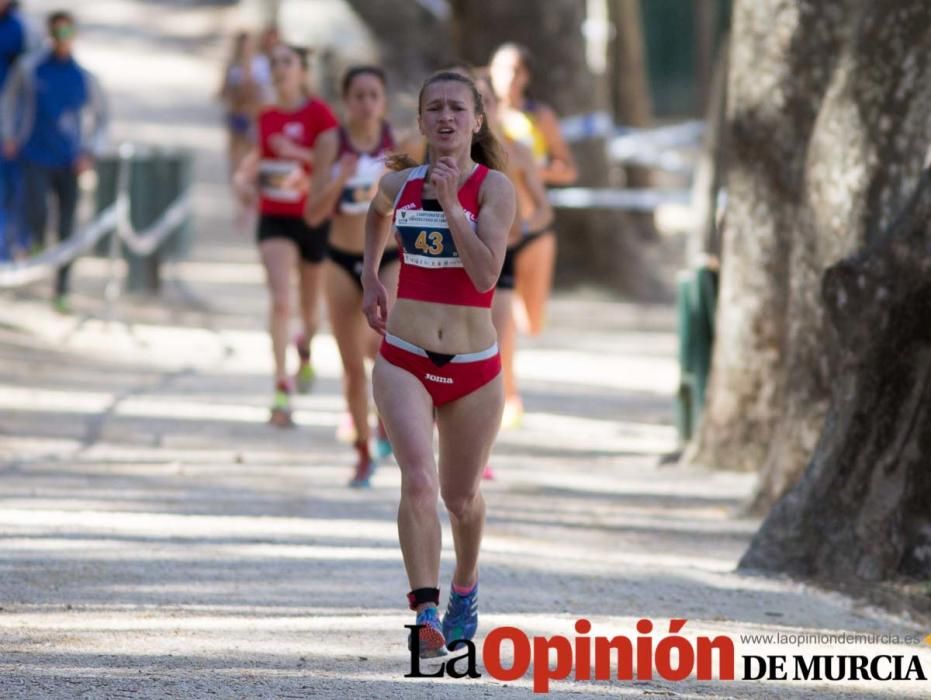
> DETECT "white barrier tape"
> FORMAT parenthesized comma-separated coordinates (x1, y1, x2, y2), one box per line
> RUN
(558, 114, 703, 172)
(0, 159, 191, 288)
(116, 192, 191, 256)
(0, 205, 118, 288)
(611, 120, 704, 150)
(609, 121, 704, 172)
(559, 114, 703, 146)
(548, 187, 690, 212)
(560, 111, 616, 143)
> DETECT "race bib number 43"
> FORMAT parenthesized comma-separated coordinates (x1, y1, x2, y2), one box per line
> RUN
(395, 209, 462, 268)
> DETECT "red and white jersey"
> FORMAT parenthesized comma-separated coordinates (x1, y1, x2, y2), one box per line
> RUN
(257, 98, 338, 217)
(334, 122, 394, 216)
(392, 163, 493, 308)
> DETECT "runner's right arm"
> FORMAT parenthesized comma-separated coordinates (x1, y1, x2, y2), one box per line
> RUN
(362, 169, 407, 334)
(535, 103, 578, 186)
(233, 147, 260, 206)
(512, 141, 553, 239)
(305, 128, 356, 226)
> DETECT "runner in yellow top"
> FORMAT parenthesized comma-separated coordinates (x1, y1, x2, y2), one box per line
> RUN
(489, 43, 577, 427)
(475, 72, 551, 458)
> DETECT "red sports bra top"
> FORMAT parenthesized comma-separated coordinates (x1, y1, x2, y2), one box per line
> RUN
(392, 164, 493, 308)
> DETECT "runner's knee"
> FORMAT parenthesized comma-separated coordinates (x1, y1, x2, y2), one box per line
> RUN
(401, 467, 438, 507)
(441, 486, 481, 521)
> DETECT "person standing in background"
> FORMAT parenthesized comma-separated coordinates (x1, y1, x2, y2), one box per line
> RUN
(0, 0, 30, 261)
(1, 10, 108, 312)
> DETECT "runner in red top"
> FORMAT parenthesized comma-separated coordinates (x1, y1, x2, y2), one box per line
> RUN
(234, 43, 338, 426)
(362, 71, 516, 657)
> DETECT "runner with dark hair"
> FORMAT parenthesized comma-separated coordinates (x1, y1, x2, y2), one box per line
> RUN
(306, 65, 397, 485)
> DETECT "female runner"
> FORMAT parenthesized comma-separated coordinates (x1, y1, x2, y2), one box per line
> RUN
(474, 73, 552, 439)
(234, 44, 338, 426)
(362, 71, 516, 657)
(306, 66, 397, 486)
(218, 31, 265, 176)
(489, 44, 577, 423)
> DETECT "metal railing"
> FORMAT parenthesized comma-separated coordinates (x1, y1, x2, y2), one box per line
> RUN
(0, 144, 192, 292)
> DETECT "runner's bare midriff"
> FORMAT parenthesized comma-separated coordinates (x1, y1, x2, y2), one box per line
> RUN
(388, 298, 496, 353)
(329, 212, 398, 254)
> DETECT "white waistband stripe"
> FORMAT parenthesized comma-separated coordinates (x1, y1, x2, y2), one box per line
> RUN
(384, 333, 498, 363)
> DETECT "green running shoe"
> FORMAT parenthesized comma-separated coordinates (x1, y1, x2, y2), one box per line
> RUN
(295, 362, 315, 394)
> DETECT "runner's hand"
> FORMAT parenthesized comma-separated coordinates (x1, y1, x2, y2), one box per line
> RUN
(362, 273, 389, 336)
(430, 157, 460, 210)
(337, 153, 359, 182)
(269, 134, 303, 160)
(281, 167, 309, 195)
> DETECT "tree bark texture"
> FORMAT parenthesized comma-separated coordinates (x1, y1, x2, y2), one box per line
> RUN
(687, 0, 857, 474)
(748, 0, 931, 511)
(718, 0, 931, 581)
(343, 0, 455, 115)
(741, 169, 931, 581)
(608, 0, 654, 188)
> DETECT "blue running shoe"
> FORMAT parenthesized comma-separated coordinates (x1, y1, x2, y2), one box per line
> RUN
(348, 458, 376, 488)
(442, 582, 478, 650)
(374, 437, 393, 461)
(408, 606, 447, 658)
(374, 420, 393, 461)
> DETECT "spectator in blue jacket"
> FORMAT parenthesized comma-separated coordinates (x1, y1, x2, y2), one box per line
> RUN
(0, 0, 29, 261)
(1, 9, 107, 311)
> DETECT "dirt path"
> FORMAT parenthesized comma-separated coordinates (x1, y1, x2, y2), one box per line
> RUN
(1, 2, 929, 698)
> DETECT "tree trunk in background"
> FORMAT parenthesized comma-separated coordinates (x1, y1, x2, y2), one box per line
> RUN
(343, 0, 454, 107)
(608, 0, 653, 188)
(693, 0, 716, 115)
(685, 0, 854, 474)
(738, 1, 931, 583)
(742, 169, 931, 584)
(451, 0, 665, 298)
(686, 36, 728, 269)
(748, 0, 931, 512)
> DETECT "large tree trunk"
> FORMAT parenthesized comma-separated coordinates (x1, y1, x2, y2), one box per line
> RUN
(450, 0, 664, 298)
(685, 0, 856, 473)
(741, 170, 931, 583)
(747, 0, 931, 512)
(738, 0, 931, 581)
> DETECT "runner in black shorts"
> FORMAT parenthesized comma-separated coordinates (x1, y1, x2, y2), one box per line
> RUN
(257, 214, 328, 264)
(306, 65, 398, 485)
(234, 43, 338, 426)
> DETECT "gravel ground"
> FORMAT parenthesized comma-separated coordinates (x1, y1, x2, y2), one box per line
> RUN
(1, 2, 929, 698)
